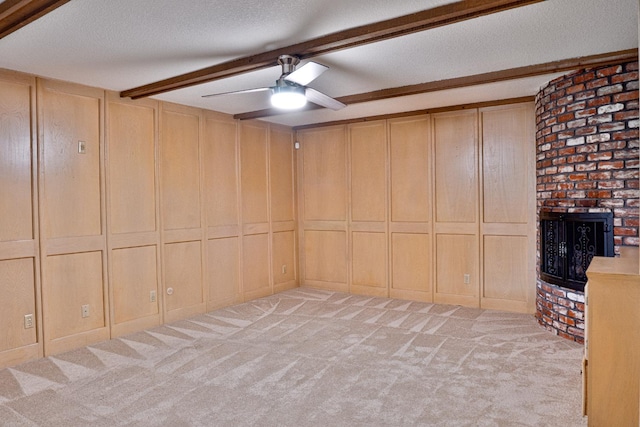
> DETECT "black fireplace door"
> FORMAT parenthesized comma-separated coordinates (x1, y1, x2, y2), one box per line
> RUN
(540, 212, 614, 292)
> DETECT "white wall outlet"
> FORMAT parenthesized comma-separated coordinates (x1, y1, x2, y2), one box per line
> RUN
(464, 274, 470, 284)
(150, 290, 157, 303)
(24, 314, 34, 329)
(282, 265, 287, 275)
(81, 304, 90, 318)
(78, 140, 86, 154)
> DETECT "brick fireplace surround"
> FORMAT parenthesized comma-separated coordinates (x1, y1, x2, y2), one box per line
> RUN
(535, 61, 639, 343)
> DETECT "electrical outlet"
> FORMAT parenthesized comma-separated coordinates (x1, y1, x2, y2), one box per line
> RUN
(81, 304, 90, 318)
(282, 265, 287, 275)
(150, 290, 157, 303)
(464, 274, 470, 284)
(78, 141, 86, 154)
(24, 314, 34, 329)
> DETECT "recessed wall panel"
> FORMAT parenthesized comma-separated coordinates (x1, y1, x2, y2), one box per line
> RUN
(42, 90, 101, 238)
(204, 118, 238, 227)
(0, 80, 33, 242)
(482, 106, 531, 224)
(389, 117, 430, 223)
(242, 233, 270, 293)
(0, 258, 37, 352)
(270, 128, 295, 223)
(273, 231, 295, 285)
(483, 235, 528, 301)
(304, 230, 347, 283)
(46, 252, 105, 339)
(108, 102, 156, 234)
(161, 109, 201, 231)
(241, 123, 268, 224)
(164, 241, 203, 312)
(301, 127, 346, 221)
(391, 233, 429, 292)
(208, 237, 239, 304)
(434, 112, 477, 224)
(352, 232, 386, 288)
(111, 246, 158, 324)
(350, 122, 386, 222)
(435, 234, 477, 297)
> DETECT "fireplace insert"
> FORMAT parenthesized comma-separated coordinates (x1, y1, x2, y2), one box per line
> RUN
(540, 211, 614, 292)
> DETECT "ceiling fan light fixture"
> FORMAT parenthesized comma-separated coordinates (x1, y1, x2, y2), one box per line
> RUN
(271, 85, 307, 109)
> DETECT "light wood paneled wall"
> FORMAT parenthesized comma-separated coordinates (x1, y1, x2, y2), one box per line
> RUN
(160, 103, 207, 323)
(270, 126, 298, 293)
(0, 70, 42, 367)
(38, 79, 110, 355)
(0, 69, 297, 369)
(203, 111, 242, 309)
(297, 104, 535, 312)
(479, 104, 536, 312)
(298, 126, 348, 292)
(432, 110, 479, 307)
(349, 121, 388, 297)
(105, 93, 162, 337)
(389, 116, 432, 302)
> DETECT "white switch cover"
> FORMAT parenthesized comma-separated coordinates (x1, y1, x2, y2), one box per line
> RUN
(81, 304, 90, 318)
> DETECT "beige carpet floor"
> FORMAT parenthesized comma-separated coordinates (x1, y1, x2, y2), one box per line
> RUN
(0, 288, 586, 426)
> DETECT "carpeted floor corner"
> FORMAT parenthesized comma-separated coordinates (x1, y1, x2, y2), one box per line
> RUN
(0, 288, 587, 426)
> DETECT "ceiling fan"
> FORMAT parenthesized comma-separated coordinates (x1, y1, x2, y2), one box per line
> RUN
(202, 54, 346, 111)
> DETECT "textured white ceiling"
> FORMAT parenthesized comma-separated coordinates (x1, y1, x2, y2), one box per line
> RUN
(0, 0, 637, 127)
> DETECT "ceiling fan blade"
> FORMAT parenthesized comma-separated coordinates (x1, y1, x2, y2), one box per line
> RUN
(284, 61, 328, 86)
(202, 87, 270, 98)
(305, 88, 346, 111)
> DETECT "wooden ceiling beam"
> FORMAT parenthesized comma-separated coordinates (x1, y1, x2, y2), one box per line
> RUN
(0, 0, 71, 40)
(234, 49, 639, 121)
(120, 0, 544, 99)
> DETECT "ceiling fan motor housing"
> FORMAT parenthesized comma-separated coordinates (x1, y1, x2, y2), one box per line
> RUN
(277, 54, 300, 76)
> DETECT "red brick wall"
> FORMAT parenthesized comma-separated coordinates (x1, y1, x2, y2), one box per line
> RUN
(535, 61, 639, 342)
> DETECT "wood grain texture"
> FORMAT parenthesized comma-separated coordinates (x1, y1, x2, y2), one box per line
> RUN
(482, 235, 527, 301)
(163, 241, 204, 313)
(300, 126, 347, 221)
(111, 245, 159, 325)
(207, 237, 240, 308)
(349, 121, 387, 222)
(240, 122, 269, 225)
(107, 101, 157, 234)
(389, 116, 430, 223)
(304, 230, 347, 284)
(242, 233, 270, 295)
(435, 234, 478, 298)
(45, 251, 105, 340)
(272, 231, 295, 285)
(351, 231, 387, 291)
(482, 105, 531, 224)
(0, 79, 34, 241)
(269, 127, 295, 223)
(41, 87, 102, 238)
(433, 111, 478, 224)
(391, 232, 430, 293)
(586, 248, 640, 426)
(204, 115, 238, 228)
(0, 258, 37, 352)
(160, 108, 201, 231)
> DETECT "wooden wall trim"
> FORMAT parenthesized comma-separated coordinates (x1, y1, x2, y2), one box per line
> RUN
(293, 96, 534, 131)
(238, 48, 637, 121)
(120, 0, 543, 99)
